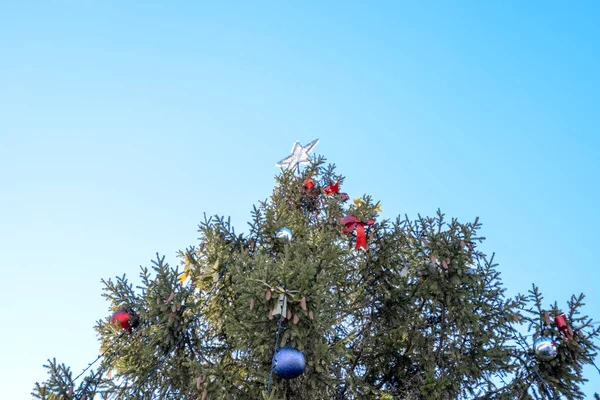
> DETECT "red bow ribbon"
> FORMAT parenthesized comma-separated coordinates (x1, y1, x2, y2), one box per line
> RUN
(323, 182, 339, 195)
(342, 215, 375, 250)
(555, 313, 574, 339)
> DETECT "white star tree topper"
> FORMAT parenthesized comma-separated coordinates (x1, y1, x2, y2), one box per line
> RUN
(276, 139, 320, 172)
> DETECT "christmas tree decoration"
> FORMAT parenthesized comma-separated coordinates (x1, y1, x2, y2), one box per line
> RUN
(555, 313, 574, 339)
(276, 139, 319, 171)
(534, 337, 558, 361)
(111, 310, 137, 332)
(303, 178, 316, 190)
(275, 227, 293, 243)
(178, 268, 191, 284)
(323, 182, 339, 195)
(272, 346, 306, 379)
(339, 192, 350, 201)
(353, 198, 366, 207)
(341, 214, 375, 250)
(271, 293, 288, 316)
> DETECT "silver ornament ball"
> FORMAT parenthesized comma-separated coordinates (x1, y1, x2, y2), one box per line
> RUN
(534, 337, 558, 361)
(275, 228, 293, 243)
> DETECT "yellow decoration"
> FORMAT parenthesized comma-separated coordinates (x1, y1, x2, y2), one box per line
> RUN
(353, 198, 366, 207)
(178, 268, 191, 284)
(354, 198, 382, 212)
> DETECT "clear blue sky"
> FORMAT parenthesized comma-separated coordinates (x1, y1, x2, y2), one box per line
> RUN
(1, 1, 599, 397)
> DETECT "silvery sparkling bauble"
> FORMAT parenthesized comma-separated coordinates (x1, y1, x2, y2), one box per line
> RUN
(534, 337, 558, 361)
(275, 228, 293, 243)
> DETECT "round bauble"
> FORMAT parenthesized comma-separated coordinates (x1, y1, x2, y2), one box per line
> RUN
(303, 178, 316, 190)
(275, 228, 293, 243)
(272, 346, 306, 379)
(111, 310, 138, 332)
(534, 337, 558, 361)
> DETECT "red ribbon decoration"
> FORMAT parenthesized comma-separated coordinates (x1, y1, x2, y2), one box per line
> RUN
(323, 182, 339, 195)
(342, 215, 375, 250)
(555, 313, 574, 339)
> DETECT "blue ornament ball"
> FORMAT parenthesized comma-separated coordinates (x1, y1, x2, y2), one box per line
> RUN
(272, 346, 306, 379)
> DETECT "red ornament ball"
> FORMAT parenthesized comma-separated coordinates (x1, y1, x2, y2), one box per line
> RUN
(303, 178, 316, 190)
(111, 310, 135, 332)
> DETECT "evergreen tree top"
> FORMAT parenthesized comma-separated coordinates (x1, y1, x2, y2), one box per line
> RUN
(33, 152, 600, 400)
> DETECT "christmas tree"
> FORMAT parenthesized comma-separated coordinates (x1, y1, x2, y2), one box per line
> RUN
(33, 140, 600, 399)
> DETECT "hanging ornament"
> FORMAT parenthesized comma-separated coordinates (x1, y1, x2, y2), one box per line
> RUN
(353, 198, 366, 207)
(303, 178, 316, 190)
(178, 268, 191, 284)
(555, 313, 574, 339)
(323, 182, 339, 195)
(272, 346, 306, 379)
(534, 337, 558, 361)
(339, 193, 350, 201)
(275, 228, 293, 243)
(341, 215, 375, 250)
(276, 139, 320, 172)
(111, 310, 138, 333)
